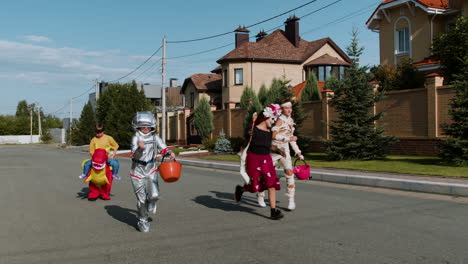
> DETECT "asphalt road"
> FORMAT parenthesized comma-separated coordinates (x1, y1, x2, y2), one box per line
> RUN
(1, 145, 468, 264)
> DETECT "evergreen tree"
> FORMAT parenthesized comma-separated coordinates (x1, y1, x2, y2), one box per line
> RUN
(72, 102, 96, 145)
(243, 95, 262, 139)
(96, 80, 151, 148)
(439, 56, 468, 165)
(274, 77, 308, 132)
(264, 78, 282, 106)
(214, 130, 233, 154)
(257, 84, 269, 106)
(300, 73, 321, 101)
(193, 97, 213, 140)
(240, 86, 256, 109)
(433, 16, 468, 83)
(323, 29, 396, 160)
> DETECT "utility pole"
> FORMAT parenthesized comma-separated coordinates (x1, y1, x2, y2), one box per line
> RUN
(69, 97, 73, 145)
(30, 108, 33, 143)
(161, 36, 166, 142)
(37, 103, 42, 136)
(95, 79, 100, 101)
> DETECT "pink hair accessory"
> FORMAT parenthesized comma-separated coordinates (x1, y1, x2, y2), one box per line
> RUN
(263, 104, 282, 119)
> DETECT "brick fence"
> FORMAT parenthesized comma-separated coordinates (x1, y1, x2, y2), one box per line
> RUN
(158, 74, 454, 156)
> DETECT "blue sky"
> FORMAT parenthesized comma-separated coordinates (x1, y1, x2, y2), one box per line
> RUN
(0, 0, 381, 118)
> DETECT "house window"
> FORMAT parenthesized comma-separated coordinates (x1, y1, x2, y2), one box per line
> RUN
(309, 65, 348, 81)
(395, 17, 411, 55)
(234, 68, 243, 85)
(223, 69, 228, 87)
(325, 66, 332, 80)
(397, 27, 410, 53)
(318, 66, 325, 81)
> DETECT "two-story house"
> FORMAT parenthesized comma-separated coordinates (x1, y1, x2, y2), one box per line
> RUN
(182, 16, 351, 109)
(366, 0, 467, 72)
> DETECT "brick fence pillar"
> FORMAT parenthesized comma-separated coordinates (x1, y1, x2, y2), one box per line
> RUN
(425, 73, 444, 137)
(179, 108, 191, 145)
(321, 89, 334, 140)
(226, 101, 236, 138)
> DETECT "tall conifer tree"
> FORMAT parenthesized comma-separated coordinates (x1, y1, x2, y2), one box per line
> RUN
(300, 73, 321, 101)
(193, 97, 213, 140)
(439, 56, 468, 165)
(323, 29, 396, 160)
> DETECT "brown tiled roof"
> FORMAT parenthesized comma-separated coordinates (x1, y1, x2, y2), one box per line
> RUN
(292, 81, 306, 99)
(211, 65, 222, 73)
(412, 56, 441, 66)
(217, 29, 351, 64)
(181, 73, 222, 94)
(381, 0, 449, 9)
(367, 0, 450, 27)
(292, 80, 326, 99)
(304, 54, 350, 67)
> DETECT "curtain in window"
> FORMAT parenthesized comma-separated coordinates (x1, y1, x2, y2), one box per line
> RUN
(235, 69, 243, 85)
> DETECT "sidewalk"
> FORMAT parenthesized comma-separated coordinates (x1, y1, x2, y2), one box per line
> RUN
(52, 145, 468, 198)
(176, 156, 468, 197)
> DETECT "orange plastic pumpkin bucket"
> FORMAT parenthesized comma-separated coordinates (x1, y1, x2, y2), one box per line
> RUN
(158, 157, 182, 183)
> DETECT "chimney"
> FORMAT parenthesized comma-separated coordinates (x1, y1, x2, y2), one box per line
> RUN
(255, 30, 267, 42)
(234, 26, 250, 48)
(284, 16, 300, 47)
(169, 78, 178, 87)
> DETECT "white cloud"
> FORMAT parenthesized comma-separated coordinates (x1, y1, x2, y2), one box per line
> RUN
(21, 35, 52, 43)
(0, 40, 143, 83)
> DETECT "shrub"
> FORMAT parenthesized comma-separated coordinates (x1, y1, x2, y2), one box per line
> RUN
(202, 136, 218, 152)
(40, 131, 53, 143)
(214, 131, 233, 154)
(229, 137, 244, 153)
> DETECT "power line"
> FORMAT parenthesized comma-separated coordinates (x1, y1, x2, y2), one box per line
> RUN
(167, 42, 233, 60)
(166, 0, 343, 60)
(109, 45, 162, 83)
(133, 57, 162, 80)
(167, 0, 320, 43)
(72, 85, 95, 99)
(301, 2, 379, 36)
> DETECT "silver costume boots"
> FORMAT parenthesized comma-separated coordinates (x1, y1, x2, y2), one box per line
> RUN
(137, 219, 150, 233)
(147, 201, 157, 214)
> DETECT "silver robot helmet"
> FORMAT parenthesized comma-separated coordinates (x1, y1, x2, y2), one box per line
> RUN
(132, 111, 157, 130)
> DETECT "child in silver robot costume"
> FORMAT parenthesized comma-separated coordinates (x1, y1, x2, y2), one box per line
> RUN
(257, 100, 304, 211)
(130, 111, 176, 232)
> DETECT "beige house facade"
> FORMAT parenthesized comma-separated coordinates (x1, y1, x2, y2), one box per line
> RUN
(182, 16, 351, 110)
(367, 0, 468, 71)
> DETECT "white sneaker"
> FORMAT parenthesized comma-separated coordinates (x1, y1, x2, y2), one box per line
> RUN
(257, 192, 266, 207)
(287, 198, 296, 211)
(286, 188, 296, 211)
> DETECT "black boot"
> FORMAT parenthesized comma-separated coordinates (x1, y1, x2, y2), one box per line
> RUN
(234, 185, 244, 203)
(270, 208, 284, 220)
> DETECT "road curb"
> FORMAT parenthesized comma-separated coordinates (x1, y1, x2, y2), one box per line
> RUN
(178, 159, 468, 197)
